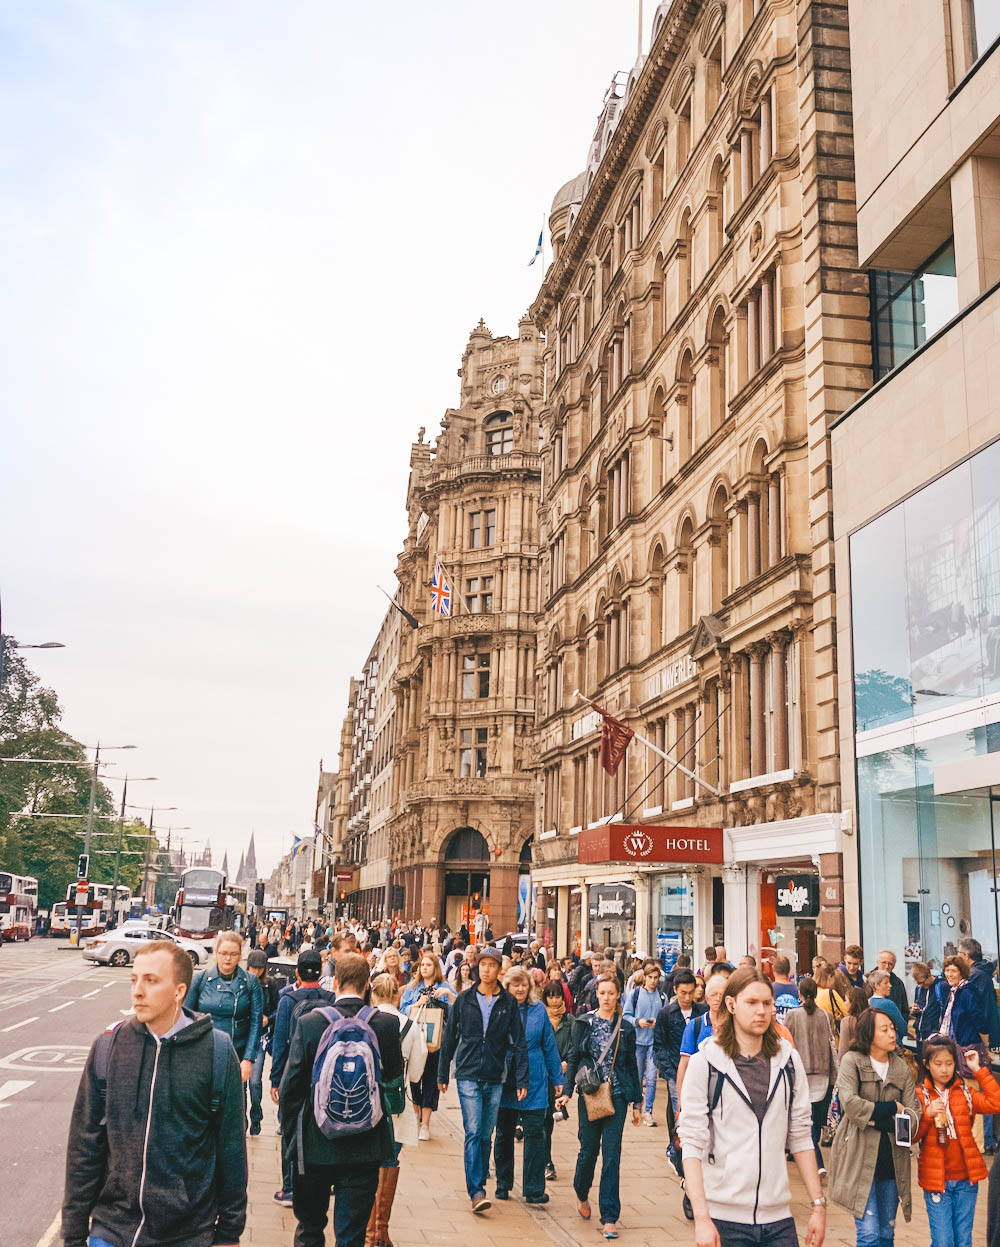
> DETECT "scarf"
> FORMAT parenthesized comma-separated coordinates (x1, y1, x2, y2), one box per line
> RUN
(941, 980, 964, 1036)
(545, 998, 566, 1029)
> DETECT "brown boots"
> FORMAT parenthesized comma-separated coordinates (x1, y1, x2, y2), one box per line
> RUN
(365, 1165, 400, 1247)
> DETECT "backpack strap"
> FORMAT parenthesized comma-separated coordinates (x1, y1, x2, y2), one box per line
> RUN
(93, 1022, 124, 1118)
(400, 1017, 413, 1042)
(209, 1028, 231, 1121)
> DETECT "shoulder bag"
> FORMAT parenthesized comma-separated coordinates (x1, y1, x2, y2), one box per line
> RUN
(581, 1018, 623, 1122)
(409, 990, 444, 1053)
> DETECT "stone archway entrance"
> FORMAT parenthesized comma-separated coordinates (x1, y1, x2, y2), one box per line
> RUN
(443, 827, 491, 934)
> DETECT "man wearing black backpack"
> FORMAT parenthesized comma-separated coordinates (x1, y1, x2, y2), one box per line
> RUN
(270, 949, 337, 1206)
(280, 952, 404, 1247)
(62, 939, 247, 1247)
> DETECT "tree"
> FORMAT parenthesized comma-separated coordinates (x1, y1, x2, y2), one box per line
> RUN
(0, 637, 116, 909)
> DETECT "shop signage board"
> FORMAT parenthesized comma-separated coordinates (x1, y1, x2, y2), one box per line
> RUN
(775, 874, 819, 918)
(578, 824, 724, 865)
(657, 930, 682, 972)
(589, 884, 635, 922)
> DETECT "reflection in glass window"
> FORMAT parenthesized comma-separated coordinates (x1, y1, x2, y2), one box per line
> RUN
(971, 0, 1000, 59)
(851, 440, 1000, 729)
(850, 506, 912, 730)
(870, 242, 958, 380)
(858, 730, 1000, 972)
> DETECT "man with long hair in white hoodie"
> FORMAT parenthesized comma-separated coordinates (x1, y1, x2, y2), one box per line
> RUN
(679, 968, 826, 1247)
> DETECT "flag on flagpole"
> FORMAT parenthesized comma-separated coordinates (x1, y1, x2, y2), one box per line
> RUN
(430, 557, 452, 617)
(528, 229, 543, 266)
(377, 584, 419, 630)
(591, 702, 635, 776)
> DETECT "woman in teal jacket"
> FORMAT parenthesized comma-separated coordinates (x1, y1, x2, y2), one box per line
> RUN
(186, 931, 263, 1083)
(494, 966, 564, 1203)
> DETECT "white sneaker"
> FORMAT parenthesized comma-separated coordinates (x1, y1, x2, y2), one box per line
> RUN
(643, 1112, 656, 1127)
(419, 1124, 430, 1141)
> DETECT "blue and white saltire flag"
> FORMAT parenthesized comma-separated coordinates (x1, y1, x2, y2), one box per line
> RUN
(528, 229, 543, 266)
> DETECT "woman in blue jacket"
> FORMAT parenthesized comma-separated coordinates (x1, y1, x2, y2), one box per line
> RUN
(494, 966, 563, 1204)
(186, 931, 263, 1088)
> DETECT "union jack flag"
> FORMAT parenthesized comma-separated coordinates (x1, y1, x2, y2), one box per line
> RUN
(430, 558, 452, 616)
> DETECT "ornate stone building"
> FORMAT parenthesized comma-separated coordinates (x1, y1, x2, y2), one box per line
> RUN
(530, 0, 867, 967)
(385, 318, 544, 934)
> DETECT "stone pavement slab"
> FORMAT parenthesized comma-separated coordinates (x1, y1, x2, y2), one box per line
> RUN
(246, 1079, 986, 1246)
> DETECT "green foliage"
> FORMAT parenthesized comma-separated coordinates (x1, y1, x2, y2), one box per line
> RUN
(0, 637, 121, 909)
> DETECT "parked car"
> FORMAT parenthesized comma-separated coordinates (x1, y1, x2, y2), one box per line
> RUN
(82, 923, 207, 967)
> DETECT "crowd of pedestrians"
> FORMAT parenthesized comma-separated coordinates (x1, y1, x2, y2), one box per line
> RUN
(60, 917, 1000, 1247)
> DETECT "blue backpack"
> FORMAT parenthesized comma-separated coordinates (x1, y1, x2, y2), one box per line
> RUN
(310, 1005, 384, 1138)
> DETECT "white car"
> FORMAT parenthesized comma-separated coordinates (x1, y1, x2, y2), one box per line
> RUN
(82, 924, 208, 967)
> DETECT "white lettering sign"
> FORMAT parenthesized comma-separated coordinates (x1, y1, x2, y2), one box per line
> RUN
(777, 884, 811, 914)
(644, 655, 696, 701)
(573, 710, 601, 741)
(597, 898, 625, 917)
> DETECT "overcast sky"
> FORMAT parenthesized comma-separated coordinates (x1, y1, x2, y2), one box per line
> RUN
(1, 0, 661, 878)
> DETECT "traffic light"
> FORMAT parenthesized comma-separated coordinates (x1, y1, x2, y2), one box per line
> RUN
(77, 853, 89, 880)
(339, 890, 346, 901)
(254, 882, 265, 906)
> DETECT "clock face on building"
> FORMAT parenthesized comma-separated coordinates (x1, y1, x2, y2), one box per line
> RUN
(491, 374, 508, 396)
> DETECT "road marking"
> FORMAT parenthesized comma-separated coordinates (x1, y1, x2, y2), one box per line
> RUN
(0, 1045, 89, 1072)
(0, 1016, 38, 1032)
(33, 1210, 61, 1247)
(80, 988, 101, 998)
(120, 1008, 135, 1016)
(0, 1078, 33, 1107)
(104, 981, 118, 989)
(49, 1000, 74, 1012)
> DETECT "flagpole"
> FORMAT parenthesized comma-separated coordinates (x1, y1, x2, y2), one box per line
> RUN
(573, 689, 720, 797)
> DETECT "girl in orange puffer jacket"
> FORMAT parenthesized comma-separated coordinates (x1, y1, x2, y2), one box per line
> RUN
(915, 1035, 1000, 1247)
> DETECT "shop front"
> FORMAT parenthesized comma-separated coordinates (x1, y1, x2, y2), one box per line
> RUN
(759, 870, 820, 975)
(578, 823, 724, 961)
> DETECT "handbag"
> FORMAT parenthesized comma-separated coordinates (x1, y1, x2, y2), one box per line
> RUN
(581, 1018, 623, 1122)
(410, 993, 444, 1053)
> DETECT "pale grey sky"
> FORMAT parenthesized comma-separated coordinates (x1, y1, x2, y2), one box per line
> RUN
(1, 1, 660, 877)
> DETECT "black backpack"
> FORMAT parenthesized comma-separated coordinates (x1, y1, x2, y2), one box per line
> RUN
(94, 1021, 231, 1124)
(288, 986, 338, 1036)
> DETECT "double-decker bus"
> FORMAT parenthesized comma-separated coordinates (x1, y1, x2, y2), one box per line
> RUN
(0, 872, 38, 941)
(65, 882, 132, 936)
(51, 901, 71, 937)
(172, 869, 251, 952)
(226, 885, 249, 934)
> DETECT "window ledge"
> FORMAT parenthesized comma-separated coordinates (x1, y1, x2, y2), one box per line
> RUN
(642, 805, 663, 817)
(540, 828, 558, 841)
(569, 824, 583, 836)
(671, 797, 695, 811)
(729, 767, 794, 794)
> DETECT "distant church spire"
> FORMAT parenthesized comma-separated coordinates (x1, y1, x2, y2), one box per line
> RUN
(244, 833, 258, 881)
(221, 851, 230, 879)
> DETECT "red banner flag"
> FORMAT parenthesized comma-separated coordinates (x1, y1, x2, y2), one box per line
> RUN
(593, 703, 634, 776)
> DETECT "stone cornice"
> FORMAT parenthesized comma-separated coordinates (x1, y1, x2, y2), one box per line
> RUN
(531, 0, 702, 322)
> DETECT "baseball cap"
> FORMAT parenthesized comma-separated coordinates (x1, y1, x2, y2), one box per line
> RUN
(478, 945, 503, 965)
(297, 949, 323, 981)
(581, 950, 594, 961)
(247, 949, 268, 969)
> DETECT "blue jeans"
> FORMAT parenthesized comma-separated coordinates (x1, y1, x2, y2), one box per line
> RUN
(636, 1044, 657, 1113)
(248, 1044, 266, 1129)
(924, 1179, 978, 1247)
(711, 1218, 799, 1246)
(456, 1079, 503, 1199)
(855, 1177, 899, 1246)
(89, 1240, 116, 1247)
(985, 1113, 996, 1149)
(574, 1093, 627, 1225)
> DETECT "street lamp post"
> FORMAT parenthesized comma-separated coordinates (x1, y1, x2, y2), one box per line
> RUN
(141, 806, 178, 906)
(0, 589, 65, 689)
(109, 776, 158, 929)
(77, 743, 136, 940)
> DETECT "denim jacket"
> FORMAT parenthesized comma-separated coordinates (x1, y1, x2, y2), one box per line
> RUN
(187, 965, 262, 1061)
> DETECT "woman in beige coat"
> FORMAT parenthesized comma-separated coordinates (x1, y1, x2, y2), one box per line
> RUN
(829, 1008, 919, 1246)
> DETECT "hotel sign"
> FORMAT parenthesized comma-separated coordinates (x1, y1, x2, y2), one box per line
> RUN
(645, 654, 697, 700)
(578, 824, 724, 865)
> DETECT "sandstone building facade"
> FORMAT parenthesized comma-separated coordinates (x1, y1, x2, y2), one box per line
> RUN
(373, 320, 545, 935)
(529, 0, 868, 966)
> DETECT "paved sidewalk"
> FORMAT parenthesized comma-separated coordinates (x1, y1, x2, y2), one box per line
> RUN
(246, 1080, 988, 1246)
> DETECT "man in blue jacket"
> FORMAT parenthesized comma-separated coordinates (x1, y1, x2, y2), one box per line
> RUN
(438, 945, 528, 1214)
(960, 937, 1000, 1151)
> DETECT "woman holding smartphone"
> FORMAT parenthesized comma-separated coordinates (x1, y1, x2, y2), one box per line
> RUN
(914, 1035, 1000, 1246)
(830, 1008, 920, 1245)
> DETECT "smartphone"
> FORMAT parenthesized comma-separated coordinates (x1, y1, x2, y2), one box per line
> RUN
(894, 1112, 912, 1147)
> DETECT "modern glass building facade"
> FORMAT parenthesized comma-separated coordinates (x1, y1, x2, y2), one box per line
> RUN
(850, 439, 1000, 968)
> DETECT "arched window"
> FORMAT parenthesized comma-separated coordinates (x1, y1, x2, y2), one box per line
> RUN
(678, 209, 693, 301)
(747, 440, 769, 580)
(578, 482, 592, 570)
(649, 386, 667, 493)
(444, 827, 490, 861)
(709, 486, 729, 610)
(708, 306, 728, 432)
(678, 517, 696, 631)
(678, 349, 695, 458)
(650, 545, 665, 650)
(707, 156, 725, 265)
(485, 411, 513, 456)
